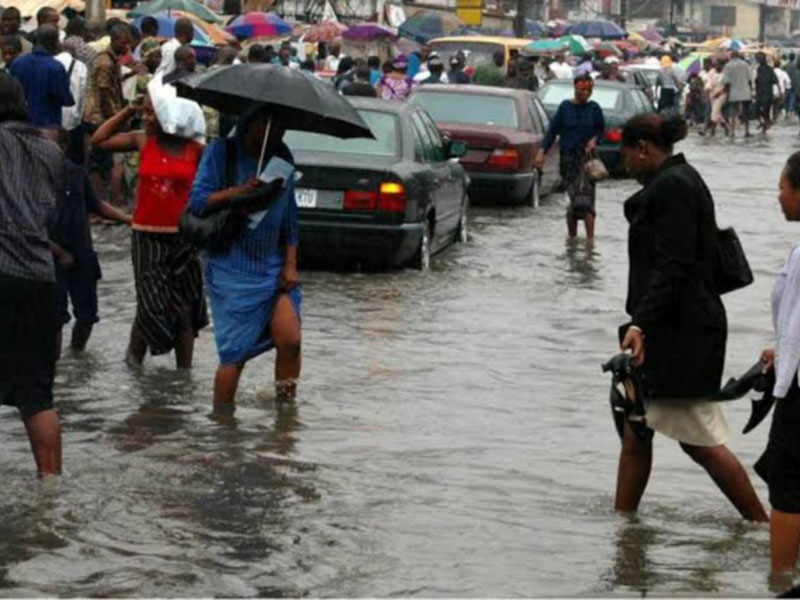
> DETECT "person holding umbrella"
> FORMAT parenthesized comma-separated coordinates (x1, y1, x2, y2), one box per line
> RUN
(177, 63, 372, 408)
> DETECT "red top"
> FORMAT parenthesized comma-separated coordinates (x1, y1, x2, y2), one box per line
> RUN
(133, 137, 204, 233)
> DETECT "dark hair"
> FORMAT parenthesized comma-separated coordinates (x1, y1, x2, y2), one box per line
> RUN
(785, 152, 800, 191)
(140, 15, 159, 36)
(381, 59, 393, 73)
(0, 72, 29, 123)
(174, 17, 194, 39)
(300, 59, 315, 72)
(65, 16, 87, 38)
(248, 44, 265, 62)
(367, 55, 380, 69)
(573, 72, 593, 84)
(36, 6, 58, 25)
(355, 64, 370, 81)
(35, 24, 59, 54)
(216, 45, 238, 65)
(109, 23, 130, 42)
(337, 56, 354, 75)
(493, 49, 504, 66)
(174, 44, 195, 64)
(105, 17, 123, 34)
(1, 34, 22, 52)
(622, 112, 688, 151)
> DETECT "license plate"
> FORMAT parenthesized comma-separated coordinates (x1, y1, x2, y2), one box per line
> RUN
(296, 188, 318, 208)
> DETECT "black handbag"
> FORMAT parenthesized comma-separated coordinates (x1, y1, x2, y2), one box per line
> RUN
(179, 138, 245, 252)
(716, 227, 754, 295)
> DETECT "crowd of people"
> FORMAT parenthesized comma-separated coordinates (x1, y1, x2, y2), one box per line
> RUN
(7, 5, 800, 589)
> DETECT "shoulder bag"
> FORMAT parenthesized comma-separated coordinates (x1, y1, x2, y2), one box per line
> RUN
(716, 227, 754, 295)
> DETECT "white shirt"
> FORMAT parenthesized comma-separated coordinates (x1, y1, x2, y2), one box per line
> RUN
(55, 51, 87, 130)
(772, 245, 800, 398)
(775, 67, 791, 96)
(157, 38, 181, 75)
(549, 61, 573, 80)
(324, 53, 342, 72)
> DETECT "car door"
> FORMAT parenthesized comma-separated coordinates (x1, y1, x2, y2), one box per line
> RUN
(419, 109, 463, 242)
(409, 111, 439, 234)
(532, 96, 560, 192)
(410, 110, 455, 252)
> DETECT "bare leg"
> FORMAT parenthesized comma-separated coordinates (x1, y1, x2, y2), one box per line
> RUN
(23, 409, 61, 477)
(771, 509, 800, 573)
(174, 306, 195, 370)
(567, 214, 579, 238)
(71, 320, 93, 352)
(270, 294, 302, 402)
(680, 443, 768, 522)
(615, 420, 653, 513)
(89, 172, 107, 204)
(214, 363, 244, 408)
(584, 213, 595, 240)
(110, 162, 125, 207)
(126, 322, 147, 367)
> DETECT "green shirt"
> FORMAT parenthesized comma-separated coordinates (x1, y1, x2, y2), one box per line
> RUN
(472, 63, 506, 87)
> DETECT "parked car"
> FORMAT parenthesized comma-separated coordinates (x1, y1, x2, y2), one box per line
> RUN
(408, 84, 560, 205)
(620, 67, 655, 103)
(283, 97, 469, 271)
(537, 79, 655, 177)
(620, 64, 660, 102)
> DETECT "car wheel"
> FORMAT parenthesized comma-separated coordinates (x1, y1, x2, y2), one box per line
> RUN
(526, 171, 541, 208)
(457, 202, 468, 244)
(413, 219, 432, 271)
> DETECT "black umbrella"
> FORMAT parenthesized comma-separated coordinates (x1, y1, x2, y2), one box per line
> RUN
(175, 63, 373, 140)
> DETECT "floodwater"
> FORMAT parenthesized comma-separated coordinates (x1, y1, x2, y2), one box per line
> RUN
(2, 123, 800, 597)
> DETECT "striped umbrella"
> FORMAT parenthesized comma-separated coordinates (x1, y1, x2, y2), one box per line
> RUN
(226, 12, 292, 40)
(131, 13, 215, 47)
(304, 21, 348, 43)
(128, 0, 222, 24)
(172, 10, 237, 45)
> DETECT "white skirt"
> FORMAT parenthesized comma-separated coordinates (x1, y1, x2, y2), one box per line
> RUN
(645, 398, 730, 447)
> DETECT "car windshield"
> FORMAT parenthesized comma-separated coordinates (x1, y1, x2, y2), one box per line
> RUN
(539, 84, 624, 112)
(284, 110, 399, 157)
(410, 92, 519, 128)
(429, 41, 505, 68)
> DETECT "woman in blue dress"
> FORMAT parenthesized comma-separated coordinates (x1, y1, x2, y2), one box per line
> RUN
(190, 108, 302, 408)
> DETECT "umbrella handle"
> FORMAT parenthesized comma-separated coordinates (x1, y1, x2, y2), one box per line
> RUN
(257, 116, 272, 176)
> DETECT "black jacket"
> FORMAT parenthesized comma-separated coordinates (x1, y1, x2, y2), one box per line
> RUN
(623, 153, 726, 399)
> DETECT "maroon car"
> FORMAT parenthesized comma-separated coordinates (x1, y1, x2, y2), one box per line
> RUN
(408, 85, 560, 206)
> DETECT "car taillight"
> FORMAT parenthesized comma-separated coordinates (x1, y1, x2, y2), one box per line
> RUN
(344, 190, 377, 211)
(604, 127, 622, 143)
(487, 148, 519, 169)
(377, 182, 406, 213)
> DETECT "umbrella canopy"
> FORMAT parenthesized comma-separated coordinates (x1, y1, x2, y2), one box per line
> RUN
(226, 12, 292, 40)
(526, 19, 546, 37)
(720, 38, 745, 51)
(132, 13, 215, 47)
(613, 40, 639, 54)
(567, 19, 626, 40)
(594, 40, 622, 58)
(547, 20, 570, 37)
(398, 10, 464, 43)
(172, 10, 237, 45)
(678, 51, 710, 76)
(637, 27, 663, 43)
(557, 34, 592, 55)
(523, 38, 570, 56)
(342, 23, 396, 41)
(304, 20, 348, 43)
(175, 63, 373, 139)
(128, 0, 221, 23)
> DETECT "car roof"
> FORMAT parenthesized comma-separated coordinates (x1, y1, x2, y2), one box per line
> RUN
(345, 96, 415, 115)
(429, 36, 529, 47)
(542, 78, 638, 90)
(411, 83, 531, 98)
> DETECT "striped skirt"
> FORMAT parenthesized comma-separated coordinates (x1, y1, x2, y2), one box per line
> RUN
(131, 231, 209, 356)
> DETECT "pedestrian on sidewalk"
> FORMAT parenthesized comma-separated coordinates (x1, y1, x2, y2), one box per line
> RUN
(615, 112, 767, 523)
(721, 50, 753, 137)
(91, 90, 208, 369)
(754, 52, 778, 132)
(0, 73, 66, 477)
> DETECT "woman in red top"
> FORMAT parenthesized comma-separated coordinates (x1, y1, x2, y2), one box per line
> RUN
(91, 94, 208, 368)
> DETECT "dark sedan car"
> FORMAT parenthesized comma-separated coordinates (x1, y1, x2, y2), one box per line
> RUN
(284, 98, 469, 271)
(537, 79, 655, 176)
(408, 85, 560, 206)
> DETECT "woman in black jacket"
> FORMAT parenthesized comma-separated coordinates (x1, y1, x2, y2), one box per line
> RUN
(615, 113, 767, 521)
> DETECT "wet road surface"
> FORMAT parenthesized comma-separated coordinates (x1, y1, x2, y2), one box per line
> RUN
(2, 123, 800, 596)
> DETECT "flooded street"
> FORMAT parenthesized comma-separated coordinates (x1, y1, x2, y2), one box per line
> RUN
(3, 123, 800, 597)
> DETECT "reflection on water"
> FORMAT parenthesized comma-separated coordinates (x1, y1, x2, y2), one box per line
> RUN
(1, 125, 799, 595)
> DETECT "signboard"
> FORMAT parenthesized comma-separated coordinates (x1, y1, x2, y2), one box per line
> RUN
(457, 0, 482, 26)
(752, 0, 800, 7)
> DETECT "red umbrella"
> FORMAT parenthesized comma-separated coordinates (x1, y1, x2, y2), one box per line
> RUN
(637, 28, 663, 43)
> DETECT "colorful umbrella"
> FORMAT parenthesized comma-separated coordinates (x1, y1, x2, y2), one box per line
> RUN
(567, 19, 626, 40)
(547, 19, 570, 37)
(594, 41, 622, 58)
(557, 34, 592, 55)
(720, 38, 745, 51)
(226, 12, 292, 40)
(342, 23, 396, 41)
(128, 0, 221, 24)
(678, 51, 710, 75)
(171, 10, 237, 45)
(304, 21, 348, 43)
(522, 38, 570, 56)
(132, 13, 215, 47)
(398, 10, 464, 43)
(637, 27, 663, 43)
(613, 39, 639, 56)
(526, 19, 546, 38)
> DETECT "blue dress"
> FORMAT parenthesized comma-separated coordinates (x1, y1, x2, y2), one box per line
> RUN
(189, 137, 302, 366)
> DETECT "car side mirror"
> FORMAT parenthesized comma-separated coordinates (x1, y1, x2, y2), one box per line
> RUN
(447, 140, 467, 159)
